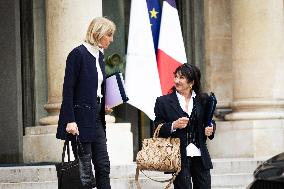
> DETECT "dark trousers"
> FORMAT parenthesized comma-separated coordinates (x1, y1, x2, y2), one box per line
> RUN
(174, 156, 211, 189)
(72, 103, 111, 189)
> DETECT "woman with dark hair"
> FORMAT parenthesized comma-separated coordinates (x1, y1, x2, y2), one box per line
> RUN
(154, 63, 216, 189)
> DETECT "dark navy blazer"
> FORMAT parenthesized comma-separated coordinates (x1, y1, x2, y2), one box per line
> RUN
(154, 92, 215, 170)
(56, 45, 106, 142)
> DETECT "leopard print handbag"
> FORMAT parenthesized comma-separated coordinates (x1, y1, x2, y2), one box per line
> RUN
(135, 124, 181, 189)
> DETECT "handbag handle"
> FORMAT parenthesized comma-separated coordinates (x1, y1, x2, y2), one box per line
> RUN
(135, 167, 180, 189)
(61, 135, 84, 162)
(153, 123, 163, 138)
(74, 136, 85, 157)
(61, 140, 71, 162)
(136, 123, 180, 188)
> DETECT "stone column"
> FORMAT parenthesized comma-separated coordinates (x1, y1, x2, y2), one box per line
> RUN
(227, 0, 284, 121)
(40, 0, 102, 125)
(209, 0, 284, 158)
(203, 0, 232, 115)
(23, 0, 102, 162)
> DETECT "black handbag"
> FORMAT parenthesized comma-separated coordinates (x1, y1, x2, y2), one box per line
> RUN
(55, 137, 96, 189)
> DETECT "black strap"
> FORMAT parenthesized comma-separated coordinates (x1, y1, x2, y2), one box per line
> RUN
(61, 140, 70, 162)
(75, 135, 85, 156)
(115, 73, 129, 102)
(67, 141, 70, 162)
(61, 135, 84, 162)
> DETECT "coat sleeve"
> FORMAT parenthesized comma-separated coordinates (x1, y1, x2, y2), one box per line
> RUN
(60, 48, 81, 124)
(153, 97, 173, 137)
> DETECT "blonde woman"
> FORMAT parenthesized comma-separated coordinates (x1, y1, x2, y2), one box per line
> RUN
(56, 17, 116, 189)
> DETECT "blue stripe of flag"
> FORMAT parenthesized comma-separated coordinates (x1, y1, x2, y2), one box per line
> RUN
(146, 0, 161, 52)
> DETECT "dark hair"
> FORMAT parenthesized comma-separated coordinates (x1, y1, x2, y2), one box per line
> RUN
(169, 63, 202, 95)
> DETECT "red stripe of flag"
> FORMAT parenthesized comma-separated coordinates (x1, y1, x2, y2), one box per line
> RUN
(157, 49, 182, 95)
(156, 0, 187, 95)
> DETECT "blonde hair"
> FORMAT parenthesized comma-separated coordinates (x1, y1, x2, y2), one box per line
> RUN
(84, 17, 116, 46)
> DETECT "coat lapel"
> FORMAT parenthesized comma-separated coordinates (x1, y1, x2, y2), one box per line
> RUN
(168, 92, 187, 117)
(194, 95, 204, 131)
(98, 51, 106, 80)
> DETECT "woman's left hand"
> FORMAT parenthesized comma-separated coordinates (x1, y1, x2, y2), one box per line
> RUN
(205, 126, 213, 136)
(105, 106, 113, 114)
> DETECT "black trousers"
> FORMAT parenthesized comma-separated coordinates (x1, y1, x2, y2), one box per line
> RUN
(72, 103, 111, 189)
(174, 156, 211, 189)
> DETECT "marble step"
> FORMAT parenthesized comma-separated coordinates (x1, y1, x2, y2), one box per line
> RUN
(0, 175, 252, 189)
(0, 158, 263, 189)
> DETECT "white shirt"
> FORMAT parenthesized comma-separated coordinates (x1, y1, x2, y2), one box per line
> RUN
(83, 42, 103, 98)
(175, 90, 201, 157)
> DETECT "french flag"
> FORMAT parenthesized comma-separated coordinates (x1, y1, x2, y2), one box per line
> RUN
(125, 0, 186, 120)
(157, 0, 187, 95)
(125, 0, 162, 120)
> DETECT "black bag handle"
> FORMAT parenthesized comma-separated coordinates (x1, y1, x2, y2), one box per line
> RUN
(74, 136, 85, 156)
(61, 135, 84, 163)
(61, 140, 70, 162)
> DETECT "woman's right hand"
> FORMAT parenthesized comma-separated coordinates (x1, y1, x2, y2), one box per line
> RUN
(66, 122, 79, 135)
(173, 117, 190, 130)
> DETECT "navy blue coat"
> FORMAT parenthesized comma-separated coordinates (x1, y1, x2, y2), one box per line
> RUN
(154, 92, 215, 170)
(56, 45, 106, 142)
